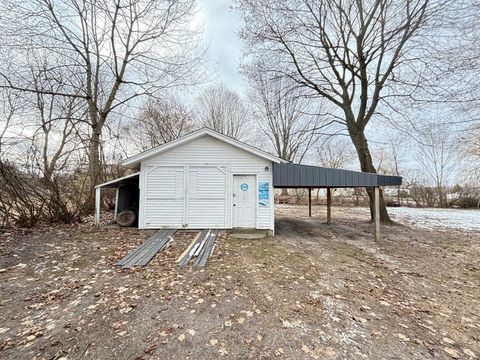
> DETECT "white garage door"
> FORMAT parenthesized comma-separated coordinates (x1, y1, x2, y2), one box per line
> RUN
(144, 165, 227, 228)
(186, 166, 227, 228)
(144, 166, 185, 228)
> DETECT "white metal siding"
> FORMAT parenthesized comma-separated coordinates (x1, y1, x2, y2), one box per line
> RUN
(139, 135, 274, 230)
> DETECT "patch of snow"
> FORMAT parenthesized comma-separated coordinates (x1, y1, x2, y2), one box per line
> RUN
(388, 207, 480, 231)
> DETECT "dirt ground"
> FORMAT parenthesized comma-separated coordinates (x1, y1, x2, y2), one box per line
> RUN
(0, 206, 479, 360)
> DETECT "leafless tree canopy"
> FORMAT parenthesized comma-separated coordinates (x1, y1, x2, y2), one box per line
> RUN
(416, 126, 458, 207)
(124, 98, 196, 152)
(0, 0, 204, 202)
(316, 137, 354, 170)
(0, 0, 205, 226)
(235, 0, 440, 222)
(248, 74, 330, 163)
(196, 83, 249, 140)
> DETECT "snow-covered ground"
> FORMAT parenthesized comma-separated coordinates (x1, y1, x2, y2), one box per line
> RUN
(388, 207, 480, 231)
(275, 203, 480, 232)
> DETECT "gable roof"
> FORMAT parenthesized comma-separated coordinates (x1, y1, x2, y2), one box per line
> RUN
(122, 127, 287, 168)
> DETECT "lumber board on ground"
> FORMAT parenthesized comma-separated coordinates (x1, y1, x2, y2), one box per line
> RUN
(124, 229, 175, 267)
(194, 230, 219, 268)
(178, 229, 209, 267)
(116, 229, 176, 268)
(176, 231, 201, 263)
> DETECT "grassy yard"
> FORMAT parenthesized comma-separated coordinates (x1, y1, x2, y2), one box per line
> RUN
(0, 207, 479, 359)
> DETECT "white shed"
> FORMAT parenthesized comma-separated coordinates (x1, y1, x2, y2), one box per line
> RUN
(96, 128, 285, 233)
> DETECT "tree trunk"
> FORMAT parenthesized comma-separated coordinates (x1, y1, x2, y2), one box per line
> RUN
(89, 128, 102, 184)
(84, 124, 103, 213)
(348, 126, 392, 223)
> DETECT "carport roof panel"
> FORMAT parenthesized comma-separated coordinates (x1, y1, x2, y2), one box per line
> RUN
(95, 172, 140, 189)
(272, 163, 401, 188)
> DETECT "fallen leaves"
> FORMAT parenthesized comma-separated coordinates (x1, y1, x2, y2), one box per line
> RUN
(218, 347, 229, 356)
(224, 320, 232, 327)
(282, 320, 293, 328)
(119, 303, 136, 314)
(301, 344, 336, 359)
(1, 218, 479, 360)
(352, 315, 368, 324)
(396, 334, 410, 342)
(144, 343, 157, 355)
(444, 347, 460, 359)
(463, 348, 477, 359)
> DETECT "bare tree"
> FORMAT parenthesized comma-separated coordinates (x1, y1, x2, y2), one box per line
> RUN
(28, 61, 86, 181)
(316, 136, 356, 202)
(0, 89, 20, 156)
(249, 74, 330, 163)
(0, 0, 204, 206)
(462, 126, 480, 181)
(416, 126, 458, 207)
(387, 137, 404, 205)
(235, 0, 439, 223)
(124, 98, 196, 152)
(317, 137, 354, 170)
(196, 83, 249, 139)
(0, 64, 88, 226)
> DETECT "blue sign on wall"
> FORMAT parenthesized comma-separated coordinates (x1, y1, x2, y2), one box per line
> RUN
(258, 182, 269, 206)
(240, 183, 249, 191)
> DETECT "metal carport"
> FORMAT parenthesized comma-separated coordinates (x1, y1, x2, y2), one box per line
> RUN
(94, 172, 140, 226)
(272, 163, 402, 241)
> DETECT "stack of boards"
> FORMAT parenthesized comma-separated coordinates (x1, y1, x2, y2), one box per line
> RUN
(116, 229, 219, 269)
(176, 229, 219, 268)
(116, 229, 176, 269)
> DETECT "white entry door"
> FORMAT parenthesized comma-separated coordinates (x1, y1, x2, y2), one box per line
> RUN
(233, 175, 256, 228)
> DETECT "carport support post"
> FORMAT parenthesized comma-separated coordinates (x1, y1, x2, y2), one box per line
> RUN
(308, 188, 312, 217)
(95, 187, 101, 227)
(326, 188, 331, 224)
(374, 187, 380, 242)
(114, 187, 119, 220)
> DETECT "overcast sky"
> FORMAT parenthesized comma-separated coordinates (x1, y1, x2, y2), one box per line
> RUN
(197, 0, 245, 94)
